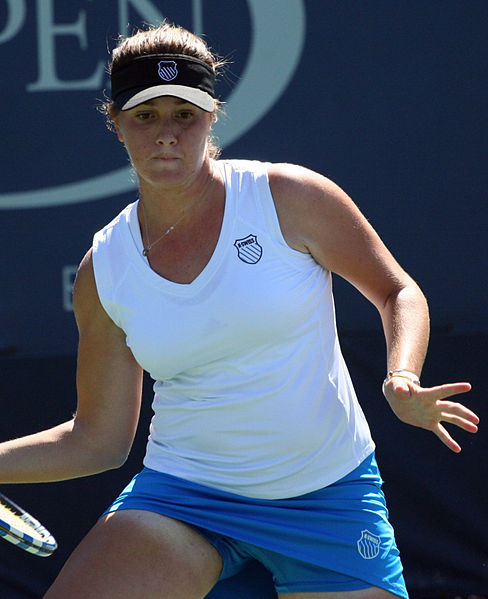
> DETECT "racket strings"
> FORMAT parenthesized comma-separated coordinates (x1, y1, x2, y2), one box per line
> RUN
(0, 493, 57, 556)
(0, 502, 52, 541)
(0, 504, 38, 536)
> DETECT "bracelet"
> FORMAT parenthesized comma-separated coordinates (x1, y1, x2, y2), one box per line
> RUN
(383, 369, 420, 386)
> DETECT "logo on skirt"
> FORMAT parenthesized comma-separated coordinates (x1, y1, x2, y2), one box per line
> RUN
(357, 529, 381, 559)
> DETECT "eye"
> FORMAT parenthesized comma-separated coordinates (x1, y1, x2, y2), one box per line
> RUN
(176, 110, 195, 121)
(135, 111, 154, 121)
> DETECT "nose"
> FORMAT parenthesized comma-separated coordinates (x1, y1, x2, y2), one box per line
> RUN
(155, 118, 177, 146)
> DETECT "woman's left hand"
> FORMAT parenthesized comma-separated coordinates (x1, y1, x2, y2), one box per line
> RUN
(382, 378, 479, 453)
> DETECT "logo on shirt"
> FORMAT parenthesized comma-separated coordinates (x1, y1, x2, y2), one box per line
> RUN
(357, 530, 381, 559)
(234, 234, 262, 264)
(158, 60, 178, 81)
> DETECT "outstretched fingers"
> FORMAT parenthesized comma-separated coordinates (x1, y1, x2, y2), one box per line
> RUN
(432, 385, 479, 452)
(434, 423, 462, 453)
(438, 400, 479, 432)
(431, 381, 472, 399)
(385, 378, 479, 452)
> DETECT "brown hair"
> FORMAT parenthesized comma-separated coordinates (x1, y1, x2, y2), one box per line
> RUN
(100, 22, 225, 158)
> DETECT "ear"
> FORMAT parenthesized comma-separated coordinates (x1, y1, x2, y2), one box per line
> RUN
(113, 118, 125, 143)
(210, 100, 221, 124)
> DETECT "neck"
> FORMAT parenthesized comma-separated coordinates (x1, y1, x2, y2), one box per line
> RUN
(139, 157, 216, 216)
(138, 159, 221, 255)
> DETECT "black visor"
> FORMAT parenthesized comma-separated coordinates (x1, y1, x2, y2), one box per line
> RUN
(111, 54, 216, 112)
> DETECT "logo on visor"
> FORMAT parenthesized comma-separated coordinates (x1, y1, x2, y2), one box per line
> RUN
(158, 61, 178, 82)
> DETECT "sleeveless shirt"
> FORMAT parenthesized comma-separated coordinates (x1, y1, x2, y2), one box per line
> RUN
(92, 160, 374, 499)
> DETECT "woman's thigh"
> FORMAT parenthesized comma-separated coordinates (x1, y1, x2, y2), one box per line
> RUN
(44, 509, 223, 599)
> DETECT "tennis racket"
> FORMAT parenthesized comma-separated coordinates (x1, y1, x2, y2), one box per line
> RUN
(0, 492, 57, 557)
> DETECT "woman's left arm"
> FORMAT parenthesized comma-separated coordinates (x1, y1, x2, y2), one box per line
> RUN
(268, 163, 479, 452)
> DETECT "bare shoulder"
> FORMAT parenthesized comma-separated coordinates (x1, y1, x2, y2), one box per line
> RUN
(73, 248, 141, 379)
(72, 249, 121, 339)
(72, 249, 99, 323)
(267, 162, 410, 307)
(267, 162, 342, 198)
(267, 162, 364, 255)
(73, 248, 95, 293)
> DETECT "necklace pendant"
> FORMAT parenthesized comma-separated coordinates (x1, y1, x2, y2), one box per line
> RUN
(142, 248, 149, 257)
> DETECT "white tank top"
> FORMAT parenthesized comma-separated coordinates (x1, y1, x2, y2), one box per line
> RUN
(92, 160, 374, 499)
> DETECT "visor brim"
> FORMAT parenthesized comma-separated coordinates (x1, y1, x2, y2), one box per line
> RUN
(120, 85, 215, 112)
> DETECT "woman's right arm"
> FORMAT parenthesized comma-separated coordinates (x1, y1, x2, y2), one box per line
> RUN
(0, 249, 144, 483)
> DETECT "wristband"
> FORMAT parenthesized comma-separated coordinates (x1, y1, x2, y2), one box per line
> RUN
(383, 369, 420, 387)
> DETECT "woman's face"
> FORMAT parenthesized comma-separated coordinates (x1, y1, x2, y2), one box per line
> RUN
(114, 96, 214, 190)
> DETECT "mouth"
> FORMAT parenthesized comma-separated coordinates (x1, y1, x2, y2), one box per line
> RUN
(152, 154, 180, 161)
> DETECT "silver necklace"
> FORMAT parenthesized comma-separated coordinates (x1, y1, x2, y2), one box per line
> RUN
(140, 174, 214, 257)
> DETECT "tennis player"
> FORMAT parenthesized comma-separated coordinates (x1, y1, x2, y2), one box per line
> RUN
(0, 22, 479, 599)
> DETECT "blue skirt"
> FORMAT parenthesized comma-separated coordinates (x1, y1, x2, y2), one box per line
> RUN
(103, 452, 407, 597)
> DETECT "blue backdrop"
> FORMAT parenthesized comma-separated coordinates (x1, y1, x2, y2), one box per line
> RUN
(1, 1, 486, 596)
(1, 0, 487, 356)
